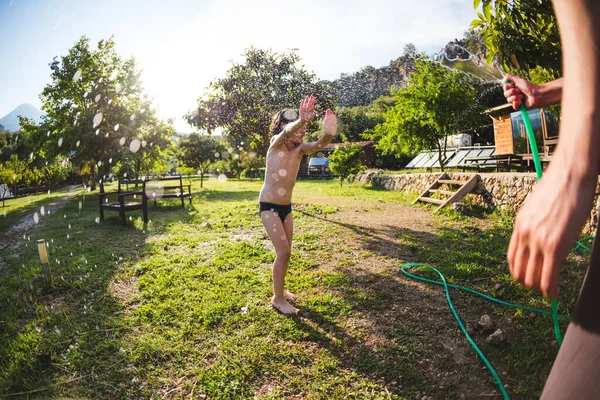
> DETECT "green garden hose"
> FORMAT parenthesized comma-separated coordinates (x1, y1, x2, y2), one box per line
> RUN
(513, 94, 562, 346)
(400, 263, 572, 400)
(400, 82, 596, 398)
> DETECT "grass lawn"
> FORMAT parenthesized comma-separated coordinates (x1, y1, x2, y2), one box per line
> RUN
(0, 177, 590, 399)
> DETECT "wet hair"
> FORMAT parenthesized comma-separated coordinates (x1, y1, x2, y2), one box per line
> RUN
(269, 108, 300, 137)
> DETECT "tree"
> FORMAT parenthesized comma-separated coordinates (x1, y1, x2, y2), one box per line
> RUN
(121, 120, 175, 180)
(178, 134, 224, 188)
(365, 58, 486, 171)
(238, 151, 265, 180)
(40, 36, 157, 191)
(5, 154, 26, 196)
(471, 0, 561, 79)
(0, 163, 13, 206)
(328, 143, 365, 187)
(186, 47, 337, 155)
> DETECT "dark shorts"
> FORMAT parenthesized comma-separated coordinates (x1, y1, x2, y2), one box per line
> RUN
(259, 202, 292, 223)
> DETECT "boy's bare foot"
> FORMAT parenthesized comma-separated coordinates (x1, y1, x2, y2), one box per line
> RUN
(284, 290, 297, 301)
(271, 296, 300, 315)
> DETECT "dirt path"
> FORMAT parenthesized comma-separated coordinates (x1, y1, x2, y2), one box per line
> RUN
(295, 198, 507, 399)
(0, 185, 81, 267)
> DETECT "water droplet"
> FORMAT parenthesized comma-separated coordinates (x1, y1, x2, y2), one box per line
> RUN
(217, 174, 227, 183)
(109, 158, 112, 164)
(47, 131, 50, 137)
(68, 223, 71, 229)
(130, 113, 136, 121)
(83, 91, 88, 98)
(129, 216, 132, 221)
(129, 139, 141, 153)
(280, 236, 286, 241)
(109, 70, 118, 81)
(108, 99, 112, 105)
(97, 161, 102, 167)
(277, 188, 287, 196)
(40, 206, 45, 215)
(58, 137, 63, 147)
(95, 217, 100, 223)
(79, 201, 82, 210)
(278, 151, 284, 157)
(92, 113, 103, 128)
(114, 124, 119, 131)
(33, 212, 40, 224)
(278, 169, 288, 177)
(73, 70, 82, 82)
(214, 152, 220, 158)
(29, 152, 33, 160)
(119, 137, 126, 146)
(94, 94, 101, 103)
(66, 234, 70, 240)
(264, 214, 270, 219)
(76, 140, 80, 147)
(124, 172, 128, 178)
(271, 173, 278, 179)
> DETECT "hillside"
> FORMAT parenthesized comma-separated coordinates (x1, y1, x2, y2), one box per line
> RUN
(329, 40, 501, 108)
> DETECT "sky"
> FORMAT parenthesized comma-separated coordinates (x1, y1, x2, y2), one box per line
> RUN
(0, 0, 479, 133)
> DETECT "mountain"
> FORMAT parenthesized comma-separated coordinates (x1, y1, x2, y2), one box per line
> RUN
(327, 39, 502, 108)
(0, 103, 45, 131)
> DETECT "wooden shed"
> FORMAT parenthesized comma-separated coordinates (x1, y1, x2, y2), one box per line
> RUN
(484, 103, 558, 161)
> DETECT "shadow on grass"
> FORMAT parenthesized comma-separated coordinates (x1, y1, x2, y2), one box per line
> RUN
(292, 208, 582, 399)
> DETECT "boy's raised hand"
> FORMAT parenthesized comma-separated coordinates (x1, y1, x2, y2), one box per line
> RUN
(323, 109, 337, 136)
(299, 96, 316, 123)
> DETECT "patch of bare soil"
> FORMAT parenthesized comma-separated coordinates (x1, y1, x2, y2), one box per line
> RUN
(303, 199, 507, 399)
(0, 185, 80, 268)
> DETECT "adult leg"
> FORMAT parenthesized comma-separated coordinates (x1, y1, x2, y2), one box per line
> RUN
(260, 210, 298, 315)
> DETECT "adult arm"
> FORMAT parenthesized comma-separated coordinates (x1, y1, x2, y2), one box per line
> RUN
(503, 75, 564, 110)
(507, 0, 600, 299)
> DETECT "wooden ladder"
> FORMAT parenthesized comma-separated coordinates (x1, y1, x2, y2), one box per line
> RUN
(412, 173, 479, 213)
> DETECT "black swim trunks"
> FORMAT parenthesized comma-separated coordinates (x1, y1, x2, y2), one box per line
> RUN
(259, 202, 292, 223)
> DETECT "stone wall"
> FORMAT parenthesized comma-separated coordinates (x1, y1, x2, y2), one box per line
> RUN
(352, 171, 600, 234)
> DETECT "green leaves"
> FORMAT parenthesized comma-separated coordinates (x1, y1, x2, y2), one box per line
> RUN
(186, 47, 337, 155)
(328, 143, 365, 187)
(470, 0, 561, 80)
(39, 36, 168, 184)
(369, 59, 485, 170)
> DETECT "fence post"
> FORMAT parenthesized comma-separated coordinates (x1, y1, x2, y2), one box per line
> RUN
(36, 239, 53, 284)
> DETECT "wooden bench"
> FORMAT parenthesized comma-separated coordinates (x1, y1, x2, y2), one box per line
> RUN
(99, 179, 148, 226)
(146, 176, 192, 207)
